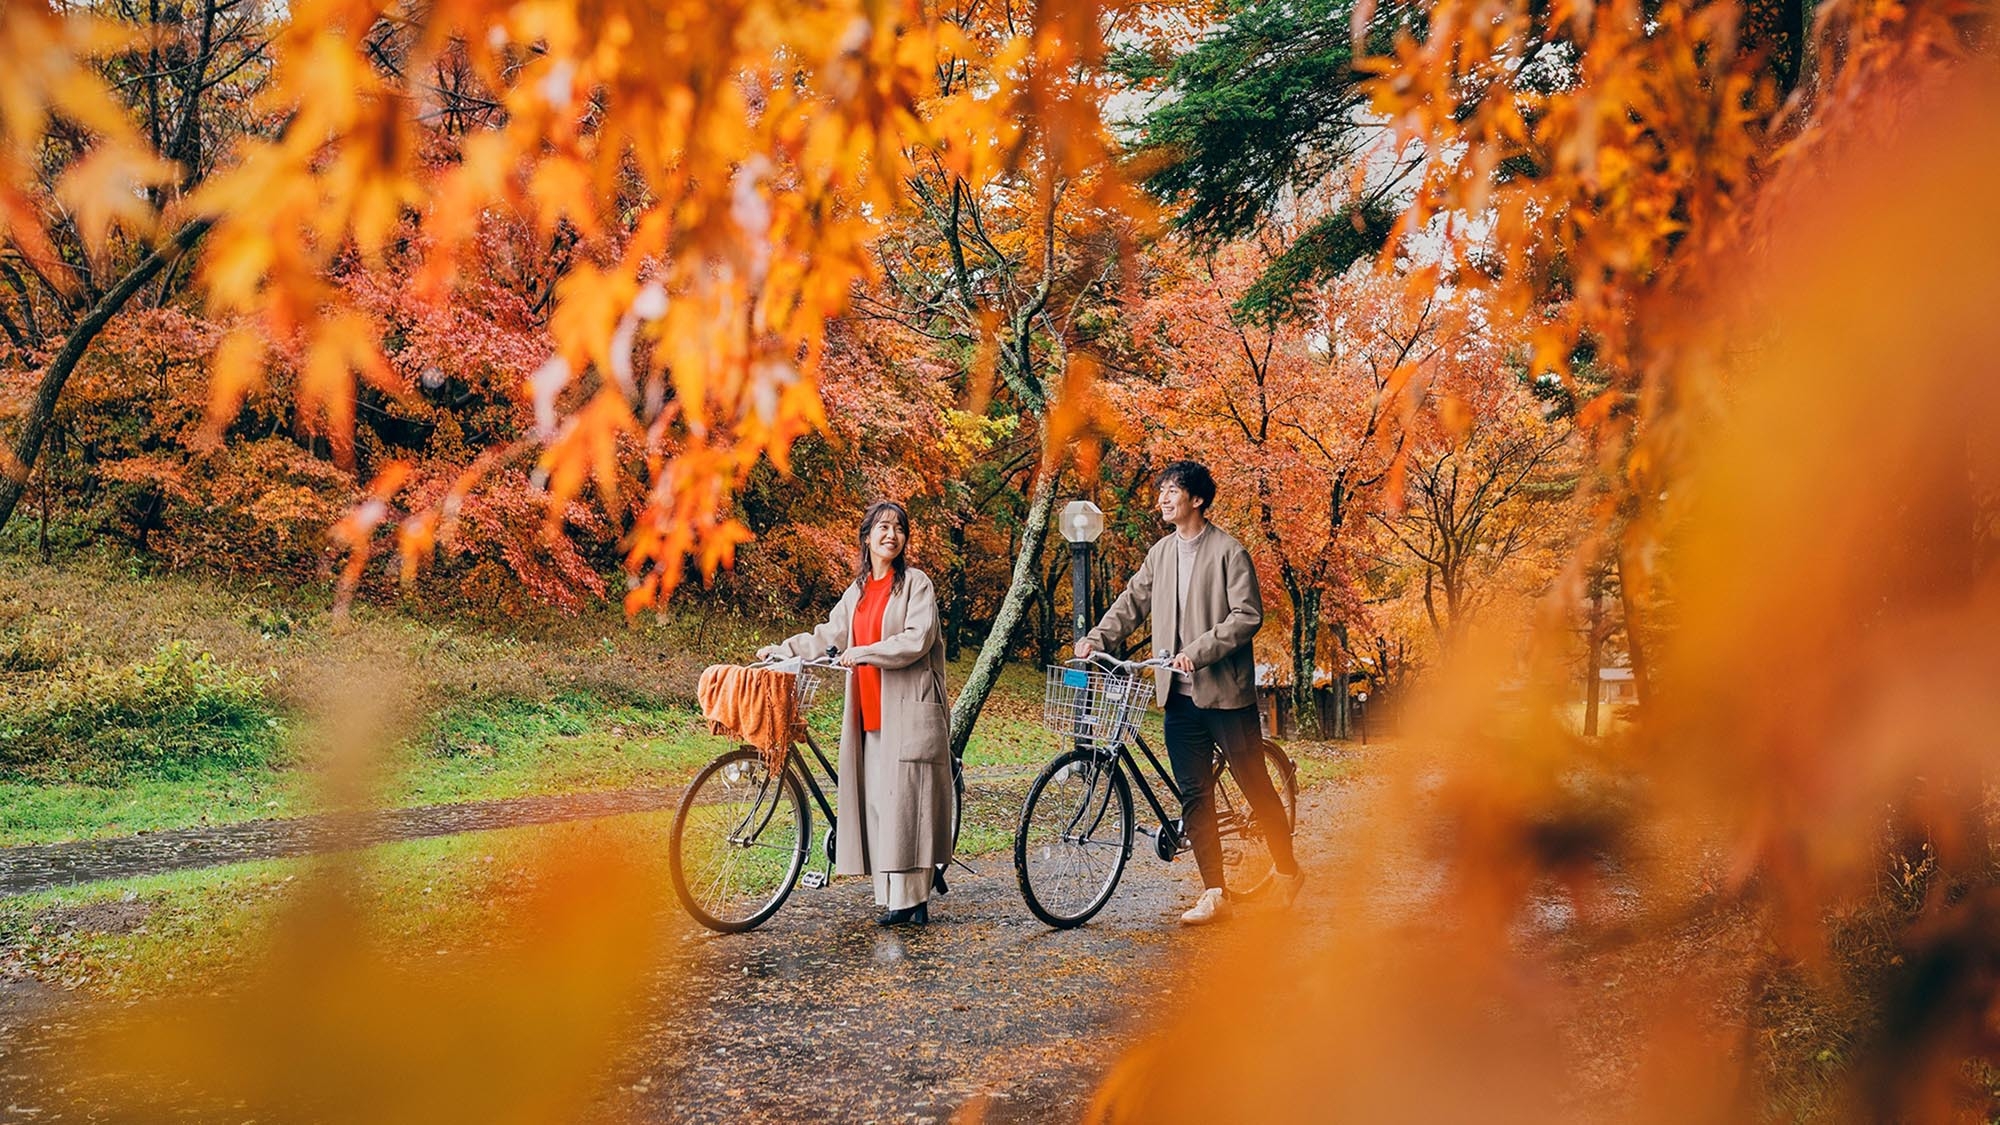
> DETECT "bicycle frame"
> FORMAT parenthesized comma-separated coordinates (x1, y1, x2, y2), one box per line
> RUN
(1083, 723, 1281, 856)
(790, 728, 840, 833)
(740, 656, 967, 888)
(1100, 729, 1182, 830)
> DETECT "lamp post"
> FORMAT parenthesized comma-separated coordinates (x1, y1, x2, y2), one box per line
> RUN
(1355, 690, 1370, 746)
(1060, 500, 1104, 641)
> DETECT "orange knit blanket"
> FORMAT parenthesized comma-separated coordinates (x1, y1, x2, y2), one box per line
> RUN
(698, 664, 802, 773)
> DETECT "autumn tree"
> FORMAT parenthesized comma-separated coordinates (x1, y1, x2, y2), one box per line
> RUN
(1370, 359, 1576, 651)
(0, 0, 272, 531)
(1124, 246, 1457, 736)
(3, 0, 1142, 622)
(852, 0, 1145, 755)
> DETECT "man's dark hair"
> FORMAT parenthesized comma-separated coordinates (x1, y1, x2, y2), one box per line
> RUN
(1158, 460, 1216, 512)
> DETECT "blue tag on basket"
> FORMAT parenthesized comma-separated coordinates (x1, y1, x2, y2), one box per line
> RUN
(1062, 669, 1090, 688)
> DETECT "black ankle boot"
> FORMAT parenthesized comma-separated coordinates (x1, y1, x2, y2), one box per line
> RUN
(932, 866, 949, 896)
(876, 901, 929, 927)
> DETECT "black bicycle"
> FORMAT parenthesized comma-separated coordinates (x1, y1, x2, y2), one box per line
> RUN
(1014, 653, 1298, 929)
(669, 653, 965, 933)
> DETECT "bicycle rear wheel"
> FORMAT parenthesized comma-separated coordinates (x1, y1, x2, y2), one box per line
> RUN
(1015, 747, 1133, 929)
(1214, 740, 1299, 899)
(670, 747, 809, 933)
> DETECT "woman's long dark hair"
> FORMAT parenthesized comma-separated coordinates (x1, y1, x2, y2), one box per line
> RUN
(854, 501, 911, 591)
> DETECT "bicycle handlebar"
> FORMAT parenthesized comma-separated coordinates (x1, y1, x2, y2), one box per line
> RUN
(1068, 651, 1185, 678)
(747, 648, 848, 671)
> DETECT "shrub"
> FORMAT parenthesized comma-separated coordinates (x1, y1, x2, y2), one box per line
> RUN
(0, 642, 283, 784)
(0, 627, 67, 673)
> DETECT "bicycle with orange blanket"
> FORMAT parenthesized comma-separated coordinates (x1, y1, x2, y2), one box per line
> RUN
(668, 652, 965, 933)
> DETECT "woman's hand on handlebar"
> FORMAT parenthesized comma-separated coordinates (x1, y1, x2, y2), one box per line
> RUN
(1167, 652, 1195, 676)
(754, 643, 786, 662)
(1073, 638, 1097, 660)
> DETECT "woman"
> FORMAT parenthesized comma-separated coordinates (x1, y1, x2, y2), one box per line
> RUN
(758, 501, 954, 925)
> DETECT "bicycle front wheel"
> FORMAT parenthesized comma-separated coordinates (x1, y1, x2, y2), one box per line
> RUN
(1015, 747, 1133, 929)
(1214, 740, 1299, 899)
(670, 747, 809, 933)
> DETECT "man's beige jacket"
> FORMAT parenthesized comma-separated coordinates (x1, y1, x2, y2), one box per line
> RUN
(1086, 525, 1262, 709)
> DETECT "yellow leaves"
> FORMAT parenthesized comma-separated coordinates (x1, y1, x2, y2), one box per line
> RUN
(1355, 0, 1795, 441)
(1528, 324, 1572, 382)
(1575, 390, 1618, 430)
(0, 4, 166, 283)
(55, 147, 177, 255)
(0, 6, 143, 144)
(1045, 352, 1113, 462)
(621, 440, 763, 613)
(528, 156, 599, 238)
(938, 409, 1019, 468)
(548, 265, 634, 378)
(1379, 361, 1419, 413)
(77, 832, 661, 1125)
(396, 509, 439, 585)
(205, 331, 269, 433)
(537, 390, 638, 519)
(1437, 393, 1474, 447)
(696, 516, 756, 583)
(329, 460, 413, 619)
(308, 312, 398, 430)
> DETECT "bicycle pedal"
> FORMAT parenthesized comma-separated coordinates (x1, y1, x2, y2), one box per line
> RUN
(800, 870, 827, 889)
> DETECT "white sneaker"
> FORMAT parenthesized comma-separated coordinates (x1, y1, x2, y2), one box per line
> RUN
(1179, 887, 1229, 926)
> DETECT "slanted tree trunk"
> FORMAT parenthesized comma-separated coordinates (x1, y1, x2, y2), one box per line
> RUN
(949, 463, 1060, 758)
(0, 219, 211, 533)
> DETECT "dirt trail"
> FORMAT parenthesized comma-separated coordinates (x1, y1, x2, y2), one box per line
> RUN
(604, 782, 1359, 1123)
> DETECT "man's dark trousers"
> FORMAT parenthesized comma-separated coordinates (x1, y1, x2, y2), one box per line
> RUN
(1163, 695, 1298, 888)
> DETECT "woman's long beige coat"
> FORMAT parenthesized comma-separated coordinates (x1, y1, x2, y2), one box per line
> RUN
(775, 567, 953, 877)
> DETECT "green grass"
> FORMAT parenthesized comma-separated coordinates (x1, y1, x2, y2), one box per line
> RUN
(0, 546, 726, 844)
(0, 783, 1043, 1001)
(384, 692, 720, 807)
(0, 771, 314, 843)
(0, 815, 677, 998)
(0, 691, 729, 847)
(0, 853, 307, 993)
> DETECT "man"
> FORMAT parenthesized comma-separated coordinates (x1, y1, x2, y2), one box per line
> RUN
(1076, 460, 1302, 925)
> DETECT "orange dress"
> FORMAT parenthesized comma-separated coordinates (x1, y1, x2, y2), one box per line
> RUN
(852, 573, 893, 731)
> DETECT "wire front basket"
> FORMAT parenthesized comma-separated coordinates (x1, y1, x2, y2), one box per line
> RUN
(1042, 664, 1151, 748)
(794, 661, 841, 712)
